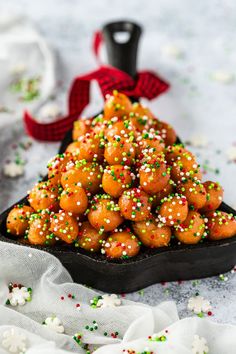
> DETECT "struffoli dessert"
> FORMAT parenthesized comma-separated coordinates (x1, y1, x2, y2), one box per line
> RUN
(6, 90, 236, 259)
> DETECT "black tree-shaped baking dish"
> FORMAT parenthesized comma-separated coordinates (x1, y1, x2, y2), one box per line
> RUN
(0, 21, 235, 293)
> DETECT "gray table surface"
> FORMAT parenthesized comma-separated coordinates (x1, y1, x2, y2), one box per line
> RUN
(0, 0, 236, 324)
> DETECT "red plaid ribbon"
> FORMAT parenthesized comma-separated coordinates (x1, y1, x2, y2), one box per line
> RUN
(24, 65, 169, 141)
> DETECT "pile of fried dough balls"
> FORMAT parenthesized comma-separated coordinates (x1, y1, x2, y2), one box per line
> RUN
(6, 91, 236, 259)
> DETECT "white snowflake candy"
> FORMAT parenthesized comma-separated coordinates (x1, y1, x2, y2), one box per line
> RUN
(211, 70, 234, 84)
(44, 316, 65, 333)
(38, 102, 61, 123)
(226, 146, 236, 162)
(189, 134, 208, 148)
(161, 44, 183, 58)
(3, 162, 24, 178)
(187, 296, 212, 314)
(192, 334, 209, 354)
(96, 294, 121, 308)
(11, 63, 27, 75)
(2, 328, 27, 353)
(7, 286, 32, 306)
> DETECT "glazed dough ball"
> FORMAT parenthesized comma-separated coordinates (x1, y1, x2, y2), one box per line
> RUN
(90, 114, 107, 136)
(72, 119, 91, 141)
(102, 165, 133, 198)
(118, 188, 152, 221)
(66, 133, 104, 162)
(200, 181, 224, 213)
(133, 216, 171, 248)
(129, 102, 159, 135)
(50, 210, 78, 244)
(152, 180, 175, 209)
(104, 120, 132, 141)
(131, 102, 154, 120)
(158, 194, 188, 226)
(139, 156, 170, 195)
(60, 186, 88, 214)
(174, 210, 205, 244)
(206, 211, 236, 240)
(136, 131, 165, 157)
(61, 161, 103, 194)
(154, 120, 177, 146)
(103, 231, 140, 259)
(104, 90, 132, 120)
(177, 178, 207, 210)
(165, 144, 188, 165)
(28, 212, 55, 246)
(47, 152, 74, 184)
(88, 194, 123, 232)
(78, 221, 107, 252)
(170, 151, 202, 183)
(104, 139, 136, 165)
(28, 180, 60, 212)
(6, 205, 34, 236)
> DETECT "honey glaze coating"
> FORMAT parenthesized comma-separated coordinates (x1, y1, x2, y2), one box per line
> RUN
(154, 120, 177, 146)
(165, 144, 188, 165)
(77, 221, 107, 252)
(170, 150, 202, 183)
(131, 102, 155, 121)
(60, 186, 88, 214)
(66, 133, 104, 162)
(28, 211, 55, 246)
(104, 138, 136, 165)
(103, 230, 140, 259)
(139, 155, 170, 195)
(173, 210, 206, 244)
(72, 119, 91, 140)
(61, 160, 103, 194)
(50, 210, 78, 244)
(129, 103, 157, 134)
(118, 188, 152, 221)
(177, 178, 207, 210)
(102, 165, 134, 198)
(6, 205, 34, 236)
(152, 180, 175, 209)
(206, 211, 236, 240)
(90, 114, 107, 136)
(200, 181, 223, 213)
(158, 193, 188, 226)
(28, 180, 60, 212)
(47, 152, 73, 184)
(103, 90, 132, 121)
(136, 130, 165, 157)
(133, 216, 171, 248)
(88, 194, 123, 232)
(104, 119, 132, 141)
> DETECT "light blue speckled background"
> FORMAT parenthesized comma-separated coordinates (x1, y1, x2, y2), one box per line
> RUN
(0, 0, 236, 324)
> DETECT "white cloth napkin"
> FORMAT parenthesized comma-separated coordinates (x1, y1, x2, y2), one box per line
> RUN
(0, 13, 56, 128)
(0, 241, 235, 354)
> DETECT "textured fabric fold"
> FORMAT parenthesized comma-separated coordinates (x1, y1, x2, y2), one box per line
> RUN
(0, 241, 235, 353)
